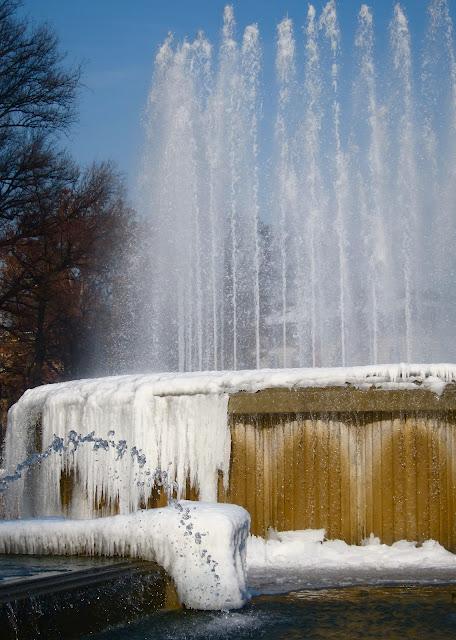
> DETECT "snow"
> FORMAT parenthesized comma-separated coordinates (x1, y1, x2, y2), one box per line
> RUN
(3, 364, 456, 520)
(248, 528, 456, 569)
(247, 529, 456, 593)
(0, 501, 250, 611)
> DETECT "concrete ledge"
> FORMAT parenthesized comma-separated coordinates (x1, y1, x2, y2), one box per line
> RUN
(228, 384, 456, 414)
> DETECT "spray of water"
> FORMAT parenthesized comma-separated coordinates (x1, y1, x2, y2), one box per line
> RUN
(276, 16, 296, 367)
(137, 2, 456, 371)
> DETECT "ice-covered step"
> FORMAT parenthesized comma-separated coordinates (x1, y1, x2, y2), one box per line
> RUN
(0, 501, 250, 611)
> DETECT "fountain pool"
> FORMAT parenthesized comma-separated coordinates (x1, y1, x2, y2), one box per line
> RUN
(83, 586, 456, 640)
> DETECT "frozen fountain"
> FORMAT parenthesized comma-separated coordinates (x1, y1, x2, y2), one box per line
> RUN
(2, 0, 456, 634)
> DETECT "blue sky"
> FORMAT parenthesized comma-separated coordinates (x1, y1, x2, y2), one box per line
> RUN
(20, 1, 452, 198)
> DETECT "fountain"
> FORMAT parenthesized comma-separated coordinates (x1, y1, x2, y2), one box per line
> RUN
(136, 0, 456, 372)
(2, 0, 456, 635)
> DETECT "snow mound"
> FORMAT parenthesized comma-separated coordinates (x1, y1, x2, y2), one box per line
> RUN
(247, 528, 456, 570)
(0, 501, 250, 611)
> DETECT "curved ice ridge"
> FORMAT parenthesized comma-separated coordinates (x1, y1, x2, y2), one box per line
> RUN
(0, 501, 251, 610)
(8, 363, 456, 398)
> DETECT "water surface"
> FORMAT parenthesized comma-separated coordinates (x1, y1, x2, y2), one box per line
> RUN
(85, 585, 456, 639)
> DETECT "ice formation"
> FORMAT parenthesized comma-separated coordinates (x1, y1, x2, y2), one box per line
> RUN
(2, 365, 456, 610)
(1, 512, 454, 610)
(0, 502, 250, 610)
(3, 363, 456, 519)
(3, 384, 230, 519)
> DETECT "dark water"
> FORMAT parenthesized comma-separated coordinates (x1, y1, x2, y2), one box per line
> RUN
(85, 585, 456, 640)
(0, 554, 116, 583)
(0, 555, 168, 640)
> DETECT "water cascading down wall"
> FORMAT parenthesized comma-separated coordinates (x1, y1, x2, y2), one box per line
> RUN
(225, 385, 456, 547)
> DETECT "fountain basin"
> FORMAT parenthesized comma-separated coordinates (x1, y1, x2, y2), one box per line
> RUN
(2, 365, 456, 549)
(80, 585, 456, 640)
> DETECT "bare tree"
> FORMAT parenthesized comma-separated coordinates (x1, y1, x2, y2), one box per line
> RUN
(0, 0, 80, 239)
(0, 0, 80, 134)
(0, 2, 138, 445)
(0, 159, 134, 391)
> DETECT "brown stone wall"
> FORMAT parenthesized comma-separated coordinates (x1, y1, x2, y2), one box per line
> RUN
(221, 385, 456, 548)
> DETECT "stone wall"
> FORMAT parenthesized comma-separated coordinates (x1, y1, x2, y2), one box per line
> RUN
(220, 386, 456, 548)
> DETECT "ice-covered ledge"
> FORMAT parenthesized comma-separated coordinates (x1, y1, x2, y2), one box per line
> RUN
(8, 363, 456, 399)
(3, 364, 456, 521)
(0, 501, 250, 610)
